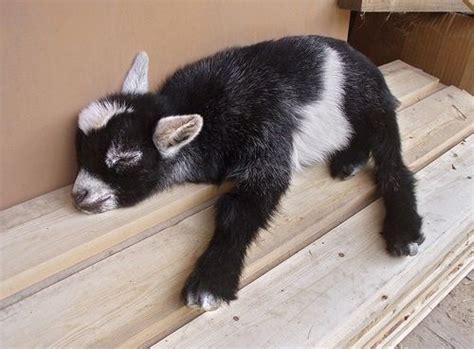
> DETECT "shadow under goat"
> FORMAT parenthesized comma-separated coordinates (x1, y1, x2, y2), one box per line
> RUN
(72, 36, 424, 311)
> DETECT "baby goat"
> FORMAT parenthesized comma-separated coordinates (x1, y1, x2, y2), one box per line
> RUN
(73, 36, 423, 311)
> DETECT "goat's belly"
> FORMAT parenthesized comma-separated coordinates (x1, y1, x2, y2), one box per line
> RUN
(291, 102, 352, 171)
(291, 45, 353, 171)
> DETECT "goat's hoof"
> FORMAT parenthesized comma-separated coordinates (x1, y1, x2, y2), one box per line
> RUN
(185, 290, 223, 311)
(330, 163, 364, 180)
(386, 235, 425, 257)
(182, 269, 235, 311)
(329, 149, 368, 180)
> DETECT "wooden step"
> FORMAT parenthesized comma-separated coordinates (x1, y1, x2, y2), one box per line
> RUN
(337, 0, 473, 13)
(1, 64, 472, 347)
(380, 60, 444, 109)
(156, 136, 474, 349)
(0, 60, 441, 307)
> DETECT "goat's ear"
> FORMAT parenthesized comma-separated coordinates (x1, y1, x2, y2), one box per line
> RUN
(122, 51, 149, 94)
(153, 114, 203, 157)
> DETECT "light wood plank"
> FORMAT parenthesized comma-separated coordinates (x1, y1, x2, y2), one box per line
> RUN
(337, 0, 473, 12)
(355, 241, 472, 348)
(1, 85, 472, 348)
(379, 60, 441, 110)
(398, 277, 474, 349)
(0, 183, 229, 306)
(0, 62, 441, 307)
(157, 137, 474, 349)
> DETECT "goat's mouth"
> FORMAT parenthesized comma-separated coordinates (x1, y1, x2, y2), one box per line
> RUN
(74, 195, 118, 214)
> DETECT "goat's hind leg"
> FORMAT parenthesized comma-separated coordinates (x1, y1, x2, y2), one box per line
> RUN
(371, 109, 424, 257)
(330, 137, 370, 180)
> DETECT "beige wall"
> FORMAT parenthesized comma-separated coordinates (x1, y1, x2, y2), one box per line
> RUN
(0, 0, 349, 210)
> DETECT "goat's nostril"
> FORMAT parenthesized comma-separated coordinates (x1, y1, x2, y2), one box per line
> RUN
(72, 189, 89, 203)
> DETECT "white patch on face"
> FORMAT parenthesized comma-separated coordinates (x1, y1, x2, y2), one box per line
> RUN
(72, 169, 118, 213)
(292, 46, 353, 171)
(78, 100, 134, 135)
(105, 142, 143, 169)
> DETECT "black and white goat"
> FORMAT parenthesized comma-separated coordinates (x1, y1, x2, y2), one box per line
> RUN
(73, 36, 423, 311)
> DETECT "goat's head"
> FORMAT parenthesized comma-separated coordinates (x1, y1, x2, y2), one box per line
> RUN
(72, 52, 202, 214)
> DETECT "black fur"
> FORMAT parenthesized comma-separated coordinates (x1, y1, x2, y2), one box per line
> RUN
(75, 36, 423, 309)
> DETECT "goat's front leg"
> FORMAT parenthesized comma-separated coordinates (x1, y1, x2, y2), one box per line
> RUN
(183, 181, 288, 311)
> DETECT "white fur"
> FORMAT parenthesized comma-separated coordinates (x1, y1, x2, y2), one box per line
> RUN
(186, 291, 222, 311)
(105, 143, 143, 169)
(78, 100, 133, 135)
(72, 169, 117, 213)
(292, 47, 352, 171)
(122, 51, 149, 94)
(170, 157, 193, 184)
(407, 242, 419, 256)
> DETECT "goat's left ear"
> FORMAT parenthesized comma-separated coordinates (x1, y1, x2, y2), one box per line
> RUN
(153, 114, 203, 157)
(122, 51, 149, 94)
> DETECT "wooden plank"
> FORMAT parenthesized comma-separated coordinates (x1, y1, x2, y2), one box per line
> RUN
(356, 240, 472, 348)
(0, 183, 229, 307)
(379, 60, 442, 110)
(157, 137, 474, 349)
(0, 62, 440, 307)
(398, 276, 474, 349)
(1, 86, 472, 348)
(337, 0, 473, 12)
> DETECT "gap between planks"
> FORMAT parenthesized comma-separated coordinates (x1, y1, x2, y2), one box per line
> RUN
(0, 83, 472, 346)
(0, 60, 442, 307)
(156, 137, 474, 349)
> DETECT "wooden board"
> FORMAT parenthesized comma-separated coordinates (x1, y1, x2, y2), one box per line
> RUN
(379, 60, 443, 110)
(399, 275, 474, 349)
(0, 61, 440, 307)
(0, 183, 229, 307)
(337, 0, 473, 12)
(1, 85, 472, 347)
(157, 137, 474, 349)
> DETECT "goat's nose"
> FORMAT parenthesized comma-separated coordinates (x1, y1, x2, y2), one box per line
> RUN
(72, 189, 89, 204)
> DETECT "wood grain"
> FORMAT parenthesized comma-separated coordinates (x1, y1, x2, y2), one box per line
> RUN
(337, 0, 473, 12)
(157, 137, 474, 349)
(0, 61, 440, 307)
(398, 276, 474, 349)
(1, 83, 472, 347)
(379, 60, 441, 110)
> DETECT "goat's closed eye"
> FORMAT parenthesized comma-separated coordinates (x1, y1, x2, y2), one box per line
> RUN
(118, 154, 140, 163)
(105, 145, 143, 171)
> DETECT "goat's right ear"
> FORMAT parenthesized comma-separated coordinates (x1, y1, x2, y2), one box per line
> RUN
(153, 114, 203, 158)
(122, 51, 149, 94)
